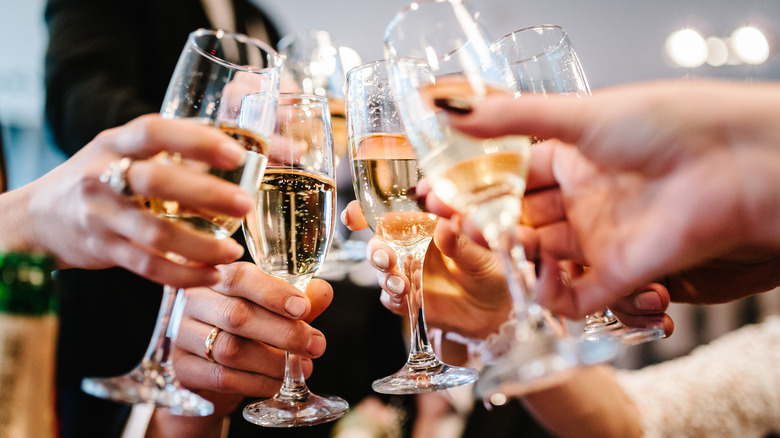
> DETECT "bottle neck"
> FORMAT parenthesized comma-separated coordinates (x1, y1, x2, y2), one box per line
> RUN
(0, 252, 57, 315)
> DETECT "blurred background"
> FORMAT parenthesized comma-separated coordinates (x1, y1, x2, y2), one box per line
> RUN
(2, 0, 779, 381)
(4, 0, 780, 188)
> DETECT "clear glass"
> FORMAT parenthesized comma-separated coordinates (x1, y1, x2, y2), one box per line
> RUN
(383, 1, 619, 399)
(241, 93, 349, 427)
(81, 29, 281, 416)
(347, 60, 479, 394)
(278, 30, 367, 272)
(496, 24, 664, 346)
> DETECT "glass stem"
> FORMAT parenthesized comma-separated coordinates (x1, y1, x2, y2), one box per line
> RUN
(140, 284, 183, 385)
(392, 240, 439, 369)
(277, 352, 310, 401)
(494, 230, 548, 337)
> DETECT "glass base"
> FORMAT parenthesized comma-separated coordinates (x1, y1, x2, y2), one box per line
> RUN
(475, 335, 621, 400)
(81, 366, 214, 416)
(583, 325, 666, 346)
(243, 392, 349, 427)
(372, 359, 479, 395)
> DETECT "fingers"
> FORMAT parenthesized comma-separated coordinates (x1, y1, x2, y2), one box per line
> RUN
(105, 206, 245, 263)
(608, 283, 675, 337)
(342, 200, 369, 231)
(443, 94, 589, 145)
(176, 317, 288, 380)
(366, 237, 409, 315)
(105, 114, 247, 169)
(127, 159, 253, 219)
(188, 263, 327, 358)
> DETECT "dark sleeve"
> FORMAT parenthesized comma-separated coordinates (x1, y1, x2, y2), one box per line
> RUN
(44, 0, 159, 157)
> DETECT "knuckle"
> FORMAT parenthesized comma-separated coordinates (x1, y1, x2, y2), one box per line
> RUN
(216, 333, 243, 364)
(220, 298, 253, 331)
(219, 262, 252, 293)
(209, 363, 235, 393)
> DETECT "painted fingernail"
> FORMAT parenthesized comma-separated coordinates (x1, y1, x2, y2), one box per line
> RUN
(635, 290, 663, 311)
(284, 295, 307, 318)
(408, 186, 427, 211)
(372, 249, 390, 270)
(306, 332, 326, 357)
(434, 97, 473, 114)
(386, 275, 405, 295)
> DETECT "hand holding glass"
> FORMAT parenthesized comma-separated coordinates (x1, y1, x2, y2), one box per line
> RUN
(241, 93, 349, 427)
(81, 29, 280, 416)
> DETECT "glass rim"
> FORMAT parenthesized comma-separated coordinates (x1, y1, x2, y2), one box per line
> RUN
(243, 92, 329, 109)
(493, 24, 571, 63)
(345, 59, 386, 83)
(189, 28, 283, 73)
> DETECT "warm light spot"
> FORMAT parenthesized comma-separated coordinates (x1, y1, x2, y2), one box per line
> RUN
(706, 37, 729, 66)
(665, 28, 708, 68)
(731, 26, 770, 64)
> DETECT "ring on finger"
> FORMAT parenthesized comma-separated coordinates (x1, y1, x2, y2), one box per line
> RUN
(204, 326, 221, 363)
(99, 157, 135, 197)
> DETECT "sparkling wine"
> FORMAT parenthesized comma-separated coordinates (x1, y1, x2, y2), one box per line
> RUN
(351, 133, 437, 246)
(249, 168, 336, 281)
(148, 124, 268, 239)
(409, 76, 531, 241)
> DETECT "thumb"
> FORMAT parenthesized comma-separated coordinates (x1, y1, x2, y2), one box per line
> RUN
(303, 278, 334, 323)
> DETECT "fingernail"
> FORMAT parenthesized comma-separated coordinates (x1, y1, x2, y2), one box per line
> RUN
(306, 333, 326, 357)
(372, 248, 390, 270)
(227, 240, 245, 260)
(433, 97, 473, 115)
(233, 192, 253, 213)
(386, 275, 405, 295)
(408, 186, 427, 212)
(221, 140, 247, 167)
(340, 208, 348, 226)
(647, 320, 666, 335)
(635, 290, 663, 311)
(284, 295, 307, 318)
(208, 268, 224, 286)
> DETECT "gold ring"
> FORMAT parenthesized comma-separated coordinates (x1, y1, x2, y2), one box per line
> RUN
(204, 326, 221, 363)
(99, 157, 135, 197)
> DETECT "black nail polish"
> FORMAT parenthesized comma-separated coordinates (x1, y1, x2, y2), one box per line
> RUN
(407, 186, 427, 211)
(433, 97, 473, 115)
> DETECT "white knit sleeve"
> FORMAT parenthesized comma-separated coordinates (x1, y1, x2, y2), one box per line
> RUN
(614, 315, 780, 438)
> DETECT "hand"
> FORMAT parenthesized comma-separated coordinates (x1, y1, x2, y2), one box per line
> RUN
(146, 262, 332, 436)
(342, 200, 673, 339)
(435, 79, 780, 317)
(1, 114, 253, 288)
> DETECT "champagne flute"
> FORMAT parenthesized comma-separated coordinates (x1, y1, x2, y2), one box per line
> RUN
(347, 60, 479, 394)
(241, 93, 349, 427)
(495, 24, 664, 346)
(383, 1, 616, 398)
(81, 29, 281, 416)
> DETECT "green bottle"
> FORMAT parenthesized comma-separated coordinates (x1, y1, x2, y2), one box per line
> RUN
(0, 252, 58, 438)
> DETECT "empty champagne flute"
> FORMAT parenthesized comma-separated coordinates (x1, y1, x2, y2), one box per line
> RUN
(241, 93, 349, 427)
(81, 29, 281, 416)
(383, 0, 616, 398)
(495, 24, 664, 346)
(347, 60, 479, 394)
